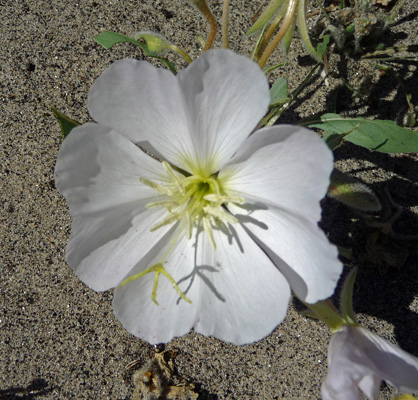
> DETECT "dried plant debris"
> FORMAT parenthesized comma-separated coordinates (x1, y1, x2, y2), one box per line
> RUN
(131, 349, 199, 400)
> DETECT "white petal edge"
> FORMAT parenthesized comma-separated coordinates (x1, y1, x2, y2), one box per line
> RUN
(88, 50, 270, 174)
(322, 325, 418, 400)
(113, 223, 291, 345)
(177, 49, 270, 173)
(219, 125, 334, 220)
(55, 124, 174, 290)
(229, 204, 341, 303)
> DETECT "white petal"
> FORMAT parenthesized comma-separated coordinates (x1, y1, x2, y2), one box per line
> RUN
(229, 205, 341, 303)
(113, 229, 200, 344)
(55, 123, 172, 290)
(88, 50, 270, 174)
(219, 125, 334, 220)
(353, 327, 418, 392)
(322, 326, 418, 400)
(220, 127, 341, 303)
(113, 223, 291, 345)
(177, 49, 270, 173)
(193, 222, 291, 344)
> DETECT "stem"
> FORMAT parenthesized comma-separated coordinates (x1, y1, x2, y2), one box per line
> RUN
(262, 62, 321, 126)
(297, 0, 321, 61)
(222, 0, 230, 48)
(167, 44, 193, 64)
(361, 45, 418, 59)
(255, 10, 285, 61)
(304, 300, 346, 333)
(199, 1, 217, 51)
(384, 0, 408, 26)
(258, 0, 299, 69)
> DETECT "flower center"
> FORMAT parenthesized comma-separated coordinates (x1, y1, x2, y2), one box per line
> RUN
(120, 161, 244, 306)
(141, 161, 244, 249)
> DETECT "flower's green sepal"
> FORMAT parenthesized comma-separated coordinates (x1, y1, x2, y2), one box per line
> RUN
(51, 107, 80, 139)
(134, 31, 170, 56)
(135, 31, 192, 64)
(339, 267, 358, 325)
(306, 300, 346, 333)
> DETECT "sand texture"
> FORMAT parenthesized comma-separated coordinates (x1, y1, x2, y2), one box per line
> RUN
(1, 0, 418, 399)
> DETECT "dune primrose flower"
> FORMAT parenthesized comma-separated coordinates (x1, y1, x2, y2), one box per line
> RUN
(322, 325, 418, 400)
(55, 49, 342, 345)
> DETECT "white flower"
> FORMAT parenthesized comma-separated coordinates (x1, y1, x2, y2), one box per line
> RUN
(322, 325, 418, 400)
(55, 49, 341, 345)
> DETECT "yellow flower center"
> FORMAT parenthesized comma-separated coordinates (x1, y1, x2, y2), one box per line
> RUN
(141, 161, 244, 249)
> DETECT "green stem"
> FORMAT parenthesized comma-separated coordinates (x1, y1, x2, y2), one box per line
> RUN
(304, 300, 346, 333)
(167, 44, 193, 64)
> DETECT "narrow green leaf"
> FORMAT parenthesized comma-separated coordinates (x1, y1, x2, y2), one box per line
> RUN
(309, 113, 418, 153)
(339, 267, 358, 325)
(247, 0, 287, 35)
(94, 31, 145, 50)
(51, 107, 80, 139)
(269, 77, 288, 106)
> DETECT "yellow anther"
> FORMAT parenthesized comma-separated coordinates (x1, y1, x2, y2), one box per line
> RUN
(204, 194, 245, 205)
(140, 177, 173, 196)
(119, 263, 191, 305)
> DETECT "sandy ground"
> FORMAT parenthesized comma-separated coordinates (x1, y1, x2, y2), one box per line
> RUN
(1, 0, 418, 399)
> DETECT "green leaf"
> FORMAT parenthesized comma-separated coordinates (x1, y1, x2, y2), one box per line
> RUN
(328, 169, 381, 212)
(269, 77, 288, 106)
(316, 35, 330, 59)
(51, 107, 80, 139)
(309, 113, 418, 153)
(94, 31, 145, 50)
(94, 31, 177, 74)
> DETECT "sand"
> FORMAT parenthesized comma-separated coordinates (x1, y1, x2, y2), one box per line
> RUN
(1, 0, 418, 398)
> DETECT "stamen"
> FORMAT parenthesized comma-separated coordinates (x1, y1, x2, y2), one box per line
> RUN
(145, 200, 178, 209)
(136, 162, 247, 303)
(150, 211, 184, 231)
(202, 216, 216, 249)
(140, 177, 173, 196)
(162, 161, 186, 195)
(204, 193, 245, 205)
(203, 205, 239, 224)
